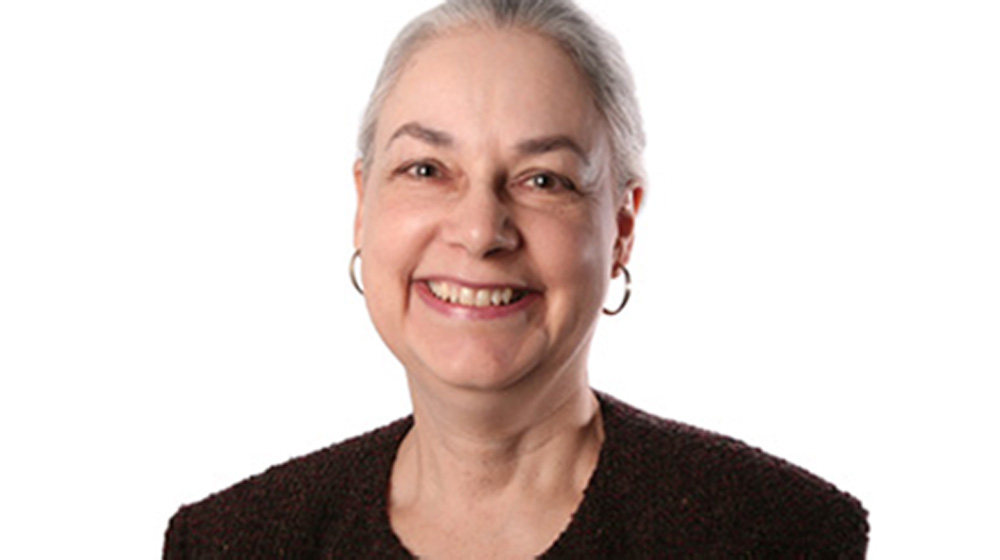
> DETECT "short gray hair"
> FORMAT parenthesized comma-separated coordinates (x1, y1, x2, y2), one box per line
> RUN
(357, 0, 646, 189)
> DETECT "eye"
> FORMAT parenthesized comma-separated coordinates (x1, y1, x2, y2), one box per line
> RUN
(522, 172, 576, 192)
(529, 173, 555, 189)
(394, 159, 448, 182)
(407, 162, 441, 179)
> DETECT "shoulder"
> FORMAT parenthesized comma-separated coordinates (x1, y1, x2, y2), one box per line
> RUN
(594, 392, 869, 556)
(163, 416, 411, 559)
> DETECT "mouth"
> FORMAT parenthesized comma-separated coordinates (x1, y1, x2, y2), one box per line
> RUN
(426, 280, 530, 308)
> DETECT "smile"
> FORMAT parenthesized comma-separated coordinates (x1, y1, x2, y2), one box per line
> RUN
(426, 280, 528, 308)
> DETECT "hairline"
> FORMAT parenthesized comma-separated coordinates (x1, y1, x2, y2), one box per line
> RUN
(357, 2, 645, 192)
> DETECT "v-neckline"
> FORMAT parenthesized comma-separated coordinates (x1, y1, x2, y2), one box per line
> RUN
(369, 392, 617, 558)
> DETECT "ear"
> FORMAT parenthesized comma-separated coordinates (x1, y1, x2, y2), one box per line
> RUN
(353, 159, 365, 249)
(612, 181, 643, 275)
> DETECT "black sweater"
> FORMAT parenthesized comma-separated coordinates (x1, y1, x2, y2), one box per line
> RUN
(164, 392, 868, 558)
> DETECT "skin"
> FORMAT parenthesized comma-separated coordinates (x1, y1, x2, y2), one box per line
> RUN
(353, 27, 642, 558)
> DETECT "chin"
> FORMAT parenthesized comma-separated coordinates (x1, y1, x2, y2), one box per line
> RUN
(409, 340, 546, 394)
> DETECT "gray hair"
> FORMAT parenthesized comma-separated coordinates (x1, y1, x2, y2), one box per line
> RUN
(357, 0, 646, 190)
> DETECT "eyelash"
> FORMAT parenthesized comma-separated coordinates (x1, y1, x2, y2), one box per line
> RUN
(397, 161, 577, 193)
(400, 161, 446, 180)
(520, 171, 577, 193)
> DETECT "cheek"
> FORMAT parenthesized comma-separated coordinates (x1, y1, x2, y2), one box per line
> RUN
(358, 194, 441, 356)
(530, 210, 615, 294)
(359, 195, 435, 291)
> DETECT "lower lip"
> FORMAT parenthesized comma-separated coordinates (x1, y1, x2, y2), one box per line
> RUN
(415, 282, 540, 320)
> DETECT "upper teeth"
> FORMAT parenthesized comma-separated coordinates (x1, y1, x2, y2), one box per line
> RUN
(428, 281, 518, 307)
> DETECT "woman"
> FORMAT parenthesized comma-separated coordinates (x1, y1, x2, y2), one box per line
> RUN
(164, 0, 868, 557)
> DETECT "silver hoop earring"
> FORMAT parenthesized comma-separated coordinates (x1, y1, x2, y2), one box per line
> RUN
(349, 248, 364, 296)
(602, 264, 631, 316)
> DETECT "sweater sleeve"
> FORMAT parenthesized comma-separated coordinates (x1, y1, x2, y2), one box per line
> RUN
(162, 508, 189, 560)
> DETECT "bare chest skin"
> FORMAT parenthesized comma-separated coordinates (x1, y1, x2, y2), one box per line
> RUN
(389, 488, 585, 559)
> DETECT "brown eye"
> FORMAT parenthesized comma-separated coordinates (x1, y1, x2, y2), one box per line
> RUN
(530, 174, 555, 189)
(410, 163, 438, 178)
(523, 172, 576, 192)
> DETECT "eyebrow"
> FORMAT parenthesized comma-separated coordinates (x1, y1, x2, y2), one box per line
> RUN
(385, 122, 590, 165)
(386, 122, 455, 150)
(516, 135, 590, 166)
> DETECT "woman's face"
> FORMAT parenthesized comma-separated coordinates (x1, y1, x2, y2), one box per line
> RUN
(355, 28, 638, 395)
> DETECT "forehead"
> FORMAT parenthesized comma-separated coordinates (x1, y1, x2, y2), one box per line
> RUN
(376, 27, 605, 152)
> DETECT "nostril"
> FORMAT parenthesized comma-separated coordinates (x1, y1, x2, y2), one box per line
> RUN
(483, 246, 506, 258)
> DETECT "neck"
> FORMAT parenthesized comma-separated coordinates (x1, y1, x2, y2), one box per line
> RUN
(393, 375, 604, 508)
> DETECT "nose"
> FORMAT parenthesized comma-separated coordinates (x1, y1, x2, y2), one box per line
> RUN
(443, 176, 520, 258)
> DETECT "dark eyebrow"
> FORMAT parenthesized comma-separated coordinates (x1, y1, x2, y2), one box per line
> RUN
(386, 122, 455, 150)
(516, 135, 590, 165)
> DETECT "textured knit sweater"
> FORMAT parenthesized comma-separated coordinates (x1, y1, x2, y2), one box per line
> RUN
(164, 392, 868, 558)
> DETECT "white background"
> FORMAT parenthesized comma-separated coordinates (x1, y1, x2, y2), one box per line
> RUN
(1, 1, 997, 557)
